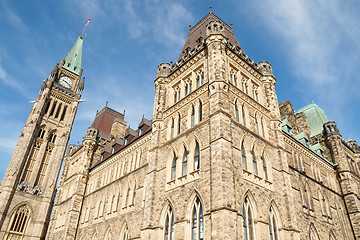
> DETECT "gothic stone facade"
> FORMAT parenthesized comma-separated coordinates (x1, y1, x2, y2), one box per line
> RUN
(2, 12, 360, 240)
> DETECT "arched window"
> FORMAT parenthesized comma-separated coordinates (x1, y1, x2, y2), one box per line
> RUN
(191, 106, 195, 127)
(8, 205, 30, 236)
(191, 197, 204, 240)
(269, 207, 278, 240)
(194, 142, 200, 170)
(243, 197, 254, 240)
(251, 147, 257, 175)
(310, 224, 320, 240)
(121, 225, 129, 240)
(171, 154, 177, 180)
(199, 101, 203, 122)
(262, 155, 268, 180)
(261, 118, 265, 137)
(171, 118, 174, 138)
(235, 104, 239, 121)
(183, 149, 188, 176)
(164, 206, 174, 240)
(104, 229, 112, 240)
(329, 231, 336, 240)
(241, 143, 247, 170)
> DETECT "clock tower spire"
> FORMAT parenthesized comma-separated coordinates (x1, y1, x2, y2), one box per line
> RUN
(0, 35, 85, 239)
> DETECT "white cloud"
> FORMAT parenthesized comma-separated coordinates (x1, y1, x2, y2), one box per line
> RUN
(0, 59, 31, 99)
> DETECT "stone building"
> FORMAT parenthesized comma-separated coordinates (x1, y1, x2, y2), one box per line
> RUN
(1, 10, 360, 240)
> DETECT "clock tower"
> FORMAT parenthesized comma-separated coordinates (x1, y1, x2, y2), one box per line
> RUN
(0, 36, 85, 239)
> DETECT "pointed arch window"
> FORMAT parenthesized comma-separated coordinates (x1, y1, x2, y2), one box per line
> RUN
(261, 118, 265, 137)
(241, 144, 247, 170)
(191, 106, 195, 127)
(194, 142, 200, 170)
(262, 155, 268, 180)
(251, 148, 257, 175)
(199, 101, 203, 122)
(8, 205, 30, 235)
(171, 154, 177, 180)
(191, 197, 204, 240)
(49, 101, 57, 117)
(164, 206, 174, 240)
(269, 207, 278, 240)
(243, 197, 254, 240)
(183, 149, 188, 176)
(60, 105, 67, 121)
(121, 226, 129, 240)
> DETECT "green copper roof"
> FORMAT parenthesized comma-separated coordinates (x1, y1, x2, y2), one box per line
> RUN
(281, 117, 292, 133)
(295, 102, 329, 137)
(63, 36, 83, 75)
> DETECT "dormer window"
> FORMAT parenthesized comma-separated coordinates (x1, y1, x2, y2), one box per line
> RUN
(125, 136, 129, 145)
(139, 126, 143, 136)
(111, 145, 116, 154)
(100, 152, 104, 161)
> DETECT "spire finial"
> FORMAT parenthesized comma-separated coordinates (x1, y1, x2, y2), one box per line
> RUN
(105, 101, 108, 108)
(209, 6, 212, 13)
(189, 24, 191, 33)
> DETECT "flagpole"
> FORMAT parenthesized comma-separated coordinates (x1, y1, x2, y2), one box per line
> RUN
(81, 19, 91, 37)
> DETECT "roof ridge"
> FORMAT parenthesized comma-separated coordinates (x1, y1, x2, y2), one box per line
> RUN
(189, 12, 232, 36)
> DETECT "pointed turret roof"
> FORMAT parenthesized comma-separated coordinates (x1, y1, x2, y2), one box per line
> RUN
(63, 36, 84, 75)
(178, 11, 244, 61)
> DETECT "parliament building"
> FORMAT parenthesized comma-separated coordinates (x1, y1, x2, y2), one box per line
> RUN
(0, 11, 359, 240)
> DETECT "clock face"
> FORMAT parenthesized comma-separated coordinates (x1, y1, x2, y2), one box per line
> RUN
(59, 76, 73, 88)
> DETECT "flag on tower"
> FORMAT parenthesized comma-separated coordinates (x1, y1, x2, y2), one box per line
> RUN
(85, 19, 91, 27)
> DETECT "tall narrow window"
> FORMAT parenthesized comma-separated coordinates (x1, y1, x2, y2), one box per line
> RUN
(185, 84, 189, 96)
(254, 116, 259, 134)
(9, 205, 30, 235)
(171, 118, 174, 138)
(262, 155, 268, 180)
(194, 142, 200, 170)
(171, 154, 177, 180)
(54, 103, 62, 119)
(183, 149, 188, 176)
(60, 105, 67, 121)
(252, 148, 257, 175)
(243, 197, 254, 240)
(132, 185, 136, 205)
(261, 118, 265, 137)
(191, 106, 195, 127)
(242, 144, 247, 170)
(177, 114, 181, 135)
(199, 102, 203, 122)
(235, 104, 239, 121)
(49, 101, 57, 117)
(269, 207, 278, 240)
(196, 75, 200, 88)
(122, 226, 129, 240)
(125, 188, 130, 207)
(164, 206, 174, 240)
(201, 72, 204, 85)
(242, 105, 246, 126)
(191, 197, 204, 240)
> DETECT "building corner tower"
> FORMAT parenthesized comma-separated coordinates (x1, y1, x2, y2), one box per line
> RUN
(0, 36, 85, 239)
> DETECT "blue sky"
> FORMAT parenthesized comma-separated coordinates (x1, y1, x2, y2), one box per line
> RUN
(0, 0, 359, 181)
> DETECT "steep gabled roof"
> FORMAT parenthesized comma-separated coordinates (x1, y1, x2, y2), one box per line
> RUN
(91, 107, 124, 140)
(178, 12, 245, 61)
(295, 103, 329, 137)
